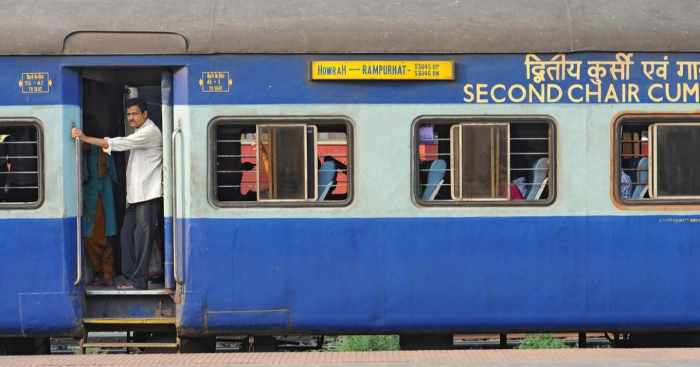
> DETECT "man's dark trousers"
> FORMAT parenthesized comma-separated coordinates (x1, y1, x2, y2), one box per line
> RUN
(120, 198, 161, 289)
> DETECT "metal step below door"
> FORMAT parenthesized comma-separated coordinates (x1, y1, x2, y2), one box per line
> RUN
(81, 317, 178, 353)
(84, 288, 175, 319)
(81, 288, 178, 353)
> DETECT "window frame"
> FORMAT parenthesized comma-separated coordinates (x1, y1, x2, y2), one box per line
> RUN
(0, 118, 44, 210)
(412, 115, 557, 207)
(614, 114, 700, 206)
(208, 116, 354, 208)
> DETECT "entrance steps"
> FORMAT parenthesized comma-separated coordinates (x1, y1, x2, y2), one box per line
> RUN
(81, 287, 178, 353)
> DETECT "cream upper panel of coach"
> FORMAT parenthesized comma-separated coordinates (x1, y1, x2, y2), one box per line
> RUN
(176, 103, 700, 220)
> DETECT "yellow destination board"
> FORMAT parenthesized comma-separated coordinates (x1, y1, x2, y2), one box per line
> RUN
(311, 60, 454, 81)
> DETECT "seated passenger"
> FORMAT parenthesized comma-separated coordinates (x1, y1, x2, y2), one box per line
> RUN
(239, 161, 258, 201)
(511, 177, 528, 199)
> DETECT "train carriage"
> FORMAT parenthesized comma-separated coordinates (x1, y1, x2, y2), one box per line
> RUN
(1, 0, 700, 353)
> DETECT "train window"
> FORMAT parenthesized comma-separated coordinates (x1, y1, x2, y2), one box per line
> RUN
(616, 117, 700, 203)
(0, 121, 42, 208)
(211, 118, 351, 206)
(414, 117, 554, 205)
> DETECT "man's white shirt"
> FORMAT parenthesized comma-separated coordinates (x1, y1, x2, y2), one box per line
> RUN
(104, 119, 162, 204)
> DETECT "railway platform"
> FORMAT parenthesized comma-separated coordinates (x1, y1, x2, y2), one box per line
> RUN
(3, 349, 700, 367)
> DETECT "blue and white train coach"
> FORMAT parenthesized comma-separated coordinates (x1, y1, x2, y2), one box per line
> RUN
(1, 0, 700, 354)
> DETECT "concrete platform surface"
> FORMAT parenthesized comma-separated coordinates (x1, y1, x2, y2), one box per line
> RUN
(3, 349, 700, 367)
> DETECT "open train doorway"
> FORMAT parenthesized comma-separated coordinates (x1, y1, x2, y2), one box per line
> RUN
(78, 67, 174, 293)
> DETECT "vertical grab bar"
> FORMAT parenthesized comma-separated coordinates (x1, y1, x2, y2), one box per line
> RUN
(171, 122, 182, 284)
(73, 130, 82, 286)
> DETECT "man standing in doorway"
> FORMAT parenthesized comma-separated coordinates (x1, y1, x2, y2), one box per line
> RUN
(72, 98, 162, 289)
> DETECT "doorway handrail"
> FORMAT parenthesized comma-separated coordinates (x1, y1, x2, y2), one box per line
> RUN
(171, 121, 183, 284)
(73, 129, 83, 286)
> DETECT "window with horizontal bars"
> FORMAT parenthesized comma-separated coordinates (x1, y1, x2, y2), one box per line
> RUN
(617, 118, 700, 203)
(415, 118, 553, 204)
(212, 119, 350, 206)
(0, 122, 42, 207)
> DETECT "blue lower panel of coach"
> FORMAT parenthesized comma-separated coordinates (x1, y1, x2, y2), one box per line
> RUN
(179, 215, 700, 335)
(0, 218, 81, 336)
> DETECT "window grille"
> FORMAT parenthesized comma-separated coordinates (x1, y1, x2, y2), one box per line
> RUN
(415, 118, 553, 205)
(618, 118, 700, 203)
(213, 119, 350, 206)
(0, 122, 42, 207)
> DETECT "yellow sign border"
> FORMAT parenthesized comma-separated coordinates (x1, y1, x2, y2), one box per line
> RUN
(311, 60, 454, 81)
